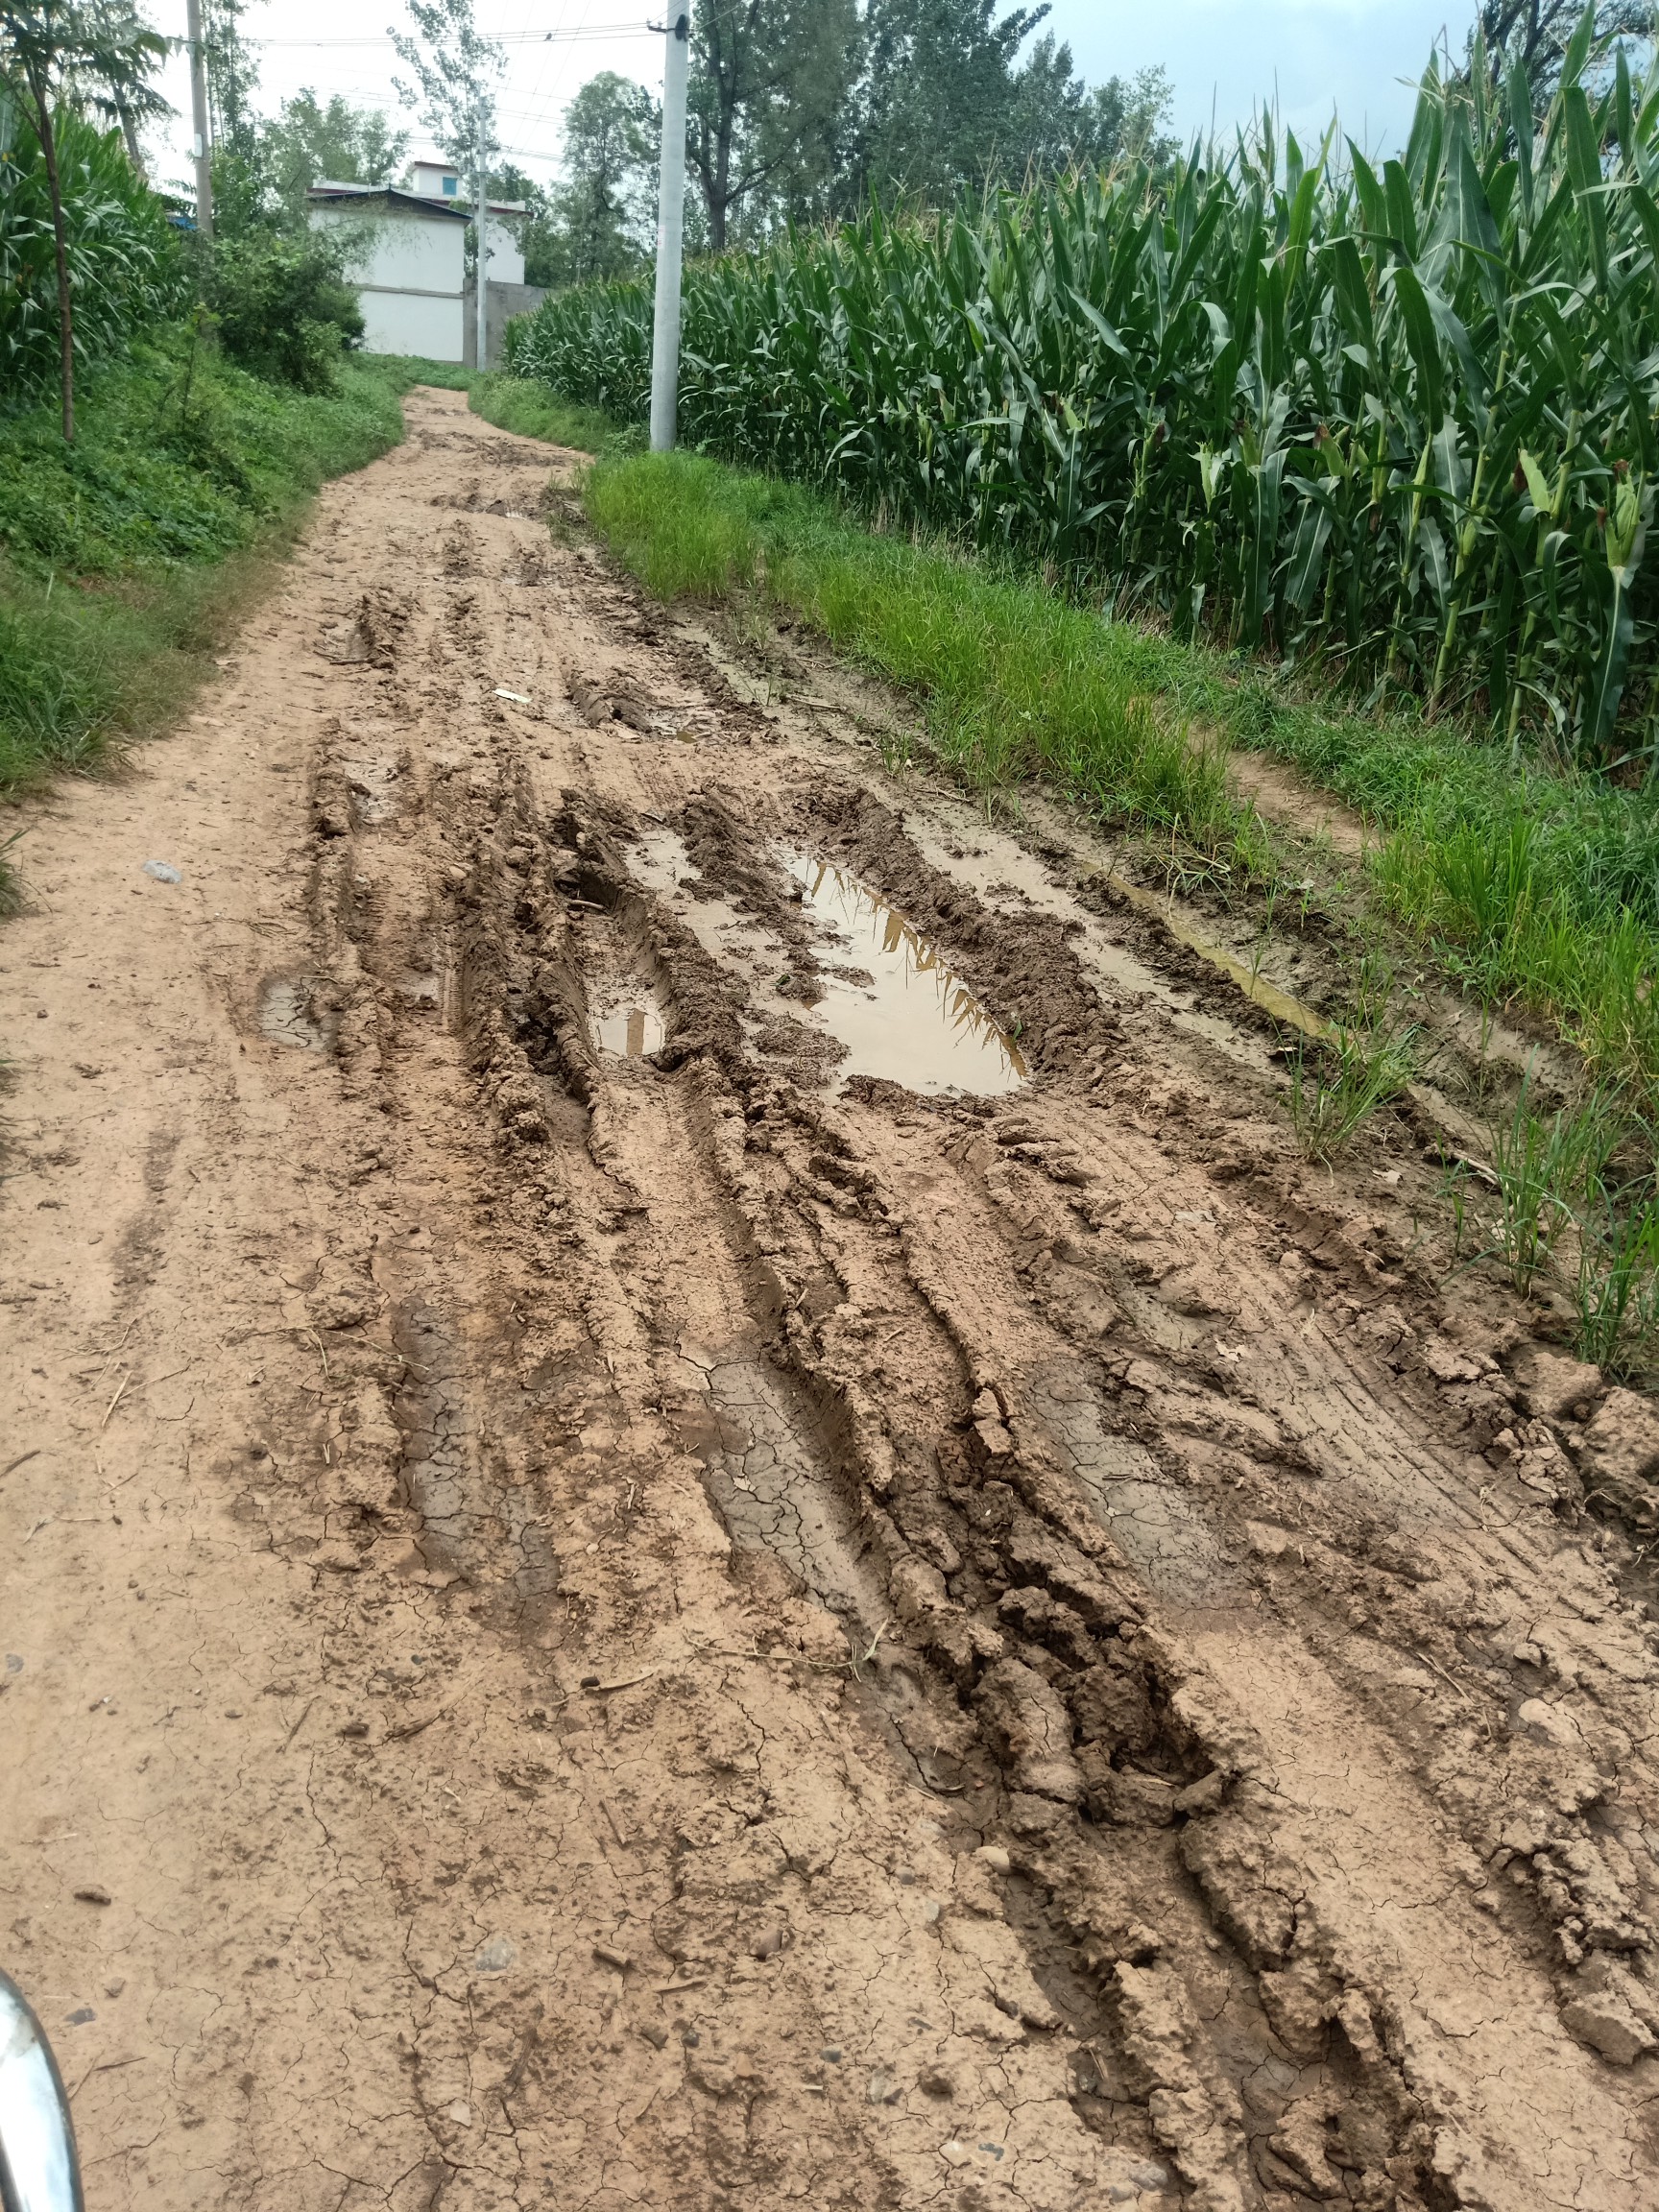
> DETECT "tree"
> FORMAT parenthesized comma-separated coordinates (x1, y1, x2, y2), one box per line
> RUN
(391, 0, 504, 302)
(203, 0, 258, 159)
(390, 0, 502, 194)
(839, 0, 1163, 208)
(1004, 48, 1176, 179)
(846, 0, 1050, 206)
(1473, 0, 1652, 104)
(205, 228, 365, 389)
(260, 88, 408, 228)
(1075, 67, 1178, 172)
(0, 0, 167, 440)
(686, 0, 859, 250)
(545, 71, 657, 283)
(71, 0, 170, 176)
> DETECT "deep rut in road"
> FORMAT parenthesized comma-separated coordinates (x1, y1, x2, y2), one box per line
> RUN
(6, 389, 1659, 2212)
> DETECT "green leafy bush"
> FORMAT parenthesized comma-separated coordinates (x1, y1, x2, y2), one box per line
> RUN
(0, 334, 415, 802)
(204, 231, 365, 393)
(0, 106, 183, 406)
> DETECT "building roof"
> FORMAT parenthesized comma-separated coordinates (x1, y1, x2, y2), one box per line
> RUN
(397, 165, 527, 216)
(306, 182, 471, 221)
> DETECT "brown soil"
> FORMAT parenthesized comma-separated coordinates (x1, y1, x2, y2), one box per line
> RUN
(6, 388, 1659, 2212)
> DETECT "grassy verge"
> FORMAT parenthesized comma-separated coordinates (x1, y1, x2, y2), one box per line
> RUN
(584, 452, 1659, 1095)
(469, 371, 632, 454)
(576, 445, 1659, 1378)
(0, 347, 597, 866)
(0, 337, 471, 840)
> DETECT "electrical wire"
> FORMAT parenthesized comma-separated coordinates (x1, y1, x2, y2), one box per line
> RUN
(247, 25, 651, 46)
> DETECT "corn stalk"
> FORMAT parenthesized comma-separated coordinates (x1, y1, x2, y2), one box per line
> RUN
(508, 18, 1659, 769)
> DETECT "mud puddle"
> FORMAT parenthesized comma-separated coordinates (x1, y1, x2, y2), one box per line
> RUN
(782, 850, 1026, 1095)
(630, 827, 1025, 1095)
(258, 974, 333, 1050)
(902, 811, 1287, 1076)
(592, 993, 667, 1058)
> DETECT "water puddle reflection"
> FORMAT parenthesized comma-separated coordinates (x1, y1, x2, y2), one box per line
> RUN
(593, 996, 666, 1057)
(628, 828, 1025, 1095)
(782, 851, 1026, 1096)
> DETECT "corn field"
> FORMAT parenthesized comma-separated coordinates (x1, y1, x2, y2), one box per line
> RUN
(1, 105, 182, 406)
(508, 28, 1659, 772)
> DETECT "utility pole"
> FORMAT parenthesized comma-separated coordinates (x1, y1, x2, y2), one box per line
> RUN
(649, 6, 689, 453)
(185, 0, 212, 238)
(474, 103, 489, 373)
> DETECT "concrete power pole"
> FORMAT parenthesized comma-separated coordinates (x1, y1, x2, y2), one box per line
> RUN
(649, 7, 689, 452)
(474, 106, 490, 373)
(185, 0, 213, 239)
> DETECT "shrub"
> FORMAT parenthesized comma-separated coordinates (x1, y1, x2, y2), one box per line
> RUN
(204, 231, 365, 394)
(0, 105, 183, 407)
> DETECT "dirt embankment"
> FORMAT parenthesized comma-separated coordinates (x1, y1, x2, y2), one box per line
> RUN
(4, 388, 1659, 2212)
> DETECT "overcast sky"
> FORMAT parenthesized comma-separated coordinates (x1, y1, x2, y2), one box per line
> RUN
(145, 0, 1468, 202)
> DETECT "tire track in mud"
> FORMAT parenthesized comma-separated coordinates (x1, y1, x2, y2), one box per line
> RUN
(470, 402, 1659, 2194)
(425, 701, 1659, 2208)
(271, 494, 1133, 2209)
(12, 391, 1659, 2212)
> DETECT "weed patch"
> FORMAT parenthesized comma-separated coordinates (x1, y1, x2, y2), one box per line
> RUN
(0, 334, 445, 810)
(469, 373, 633, 455)
(1289, 1022, 1419, 1163)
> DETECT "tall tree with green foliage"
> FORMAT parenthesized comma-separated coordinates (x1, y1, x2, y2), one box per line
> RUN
(848, 0, 1046, 203)
(844, 0, 1161, 206)
(686, 0, 859, 249)
(0, 0, 167, 439)
(1005, 44, 1176, 177)
(543, 70, 657, 284)
(203, 0, 258, 156)
(1475, 0, 1652, 102)
(391, 0, 504, 301)
(72, 0, 170, 176)
(390, 0, 502, 197)
(260, 89, 408, 227)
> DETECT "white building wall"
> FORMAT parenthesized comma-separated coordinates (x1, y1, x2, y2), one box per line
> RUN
(482, 214, 524, 287)
(358, 288, 466, 362)
(402, 164, 525, 283)
(406, 159, 460, 199)
(308, 203, 468, 363)
(311, 204, 466, 295)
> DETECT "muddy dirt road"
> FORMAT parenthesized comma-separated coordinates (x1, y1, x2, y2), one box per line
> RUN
(6, 388, 1659, 2211)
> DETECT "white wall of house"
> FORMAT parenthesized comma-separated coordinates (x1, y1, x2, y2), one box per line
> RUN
(482, 214, 525, 287)
(406, 158, 463, 202)
(397, 162, 527, 284)
(308, 199, 468, 363)
(358, 287, 465, 361)
(312, 202, 464, 298)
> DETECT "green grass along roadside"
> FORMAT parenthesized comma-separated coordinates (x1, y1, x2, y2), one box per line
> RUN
(0, 356, 621, 869)
(468, 375, 633, 457)
(571, 445, 1659, 1377)
(0, 341, 483, 899)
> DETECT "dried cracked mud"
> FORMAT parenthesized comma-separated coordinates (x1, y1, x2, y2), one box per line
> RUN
(6, 388, 1659, 2212)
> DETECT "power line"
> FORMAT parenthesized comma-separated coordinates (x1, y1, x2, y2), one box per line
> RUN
(247, 25, 652, 46)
